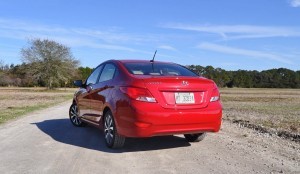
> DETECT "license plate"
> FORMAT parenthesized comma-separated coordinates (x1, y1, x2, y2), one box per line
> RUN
(175, 92, 195, 104)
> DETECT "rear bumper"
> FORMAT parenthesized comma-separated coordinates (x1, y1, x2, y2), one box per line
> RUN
(116, 101, 222, 137)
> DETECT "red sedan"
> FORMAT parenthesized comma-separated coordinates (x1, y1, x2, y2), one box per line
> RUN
(70, 60, 222, 148)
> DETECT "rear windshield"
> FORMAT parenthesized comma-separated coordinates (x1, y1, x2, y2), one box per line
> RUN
(124, 62, 198, 77)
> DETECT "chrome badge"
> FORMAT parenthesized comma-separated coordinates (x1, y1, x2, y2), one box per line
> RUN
(182, 81, 189, 86)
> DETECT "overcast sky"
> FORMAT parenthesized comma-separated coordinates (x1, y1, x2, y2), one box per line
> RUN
(0, 0, 300, 70)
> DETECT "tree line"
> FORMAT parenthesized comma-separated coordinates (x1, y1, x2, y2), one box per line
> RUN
(187, 65, 300, 88)
(0, 38, 299, 88)
(0, 62, 93, 88)
(1, 62, 299, 88)
(0, 39, 92, 89)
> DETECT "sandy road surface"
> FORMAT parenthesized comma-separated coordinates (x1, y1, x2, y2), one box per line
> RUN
(0, 101, 299, 174)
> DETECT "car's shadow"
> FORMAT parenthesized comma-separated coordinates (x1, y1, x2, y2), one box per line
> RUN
(31, 118, 191, 153)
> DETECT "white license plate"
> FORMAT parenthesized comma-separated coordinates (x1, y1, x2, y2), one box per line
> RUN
(175, 92, 195, 104)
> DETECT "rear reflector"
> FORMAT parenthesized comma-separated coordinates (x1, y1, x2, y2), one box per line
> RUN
(134, 122, 152, 128)
(120, 87, 157, 103)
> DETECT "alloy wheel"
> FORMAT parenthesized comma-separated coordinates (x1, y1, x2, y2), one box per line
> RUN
(104, 113, 114, 145)
(69, 104, 82, 126)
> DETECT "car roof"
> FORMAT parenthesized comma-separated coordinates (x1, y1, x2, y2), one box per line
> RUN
(115, 59, 174, 64)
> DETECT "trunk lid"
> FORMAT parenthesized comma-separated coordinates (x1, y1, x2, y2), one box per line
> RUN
(142, 76, 215, 109)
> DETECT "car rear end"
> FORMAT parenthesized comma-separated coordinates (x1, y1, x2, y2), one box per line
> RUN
(114, 60, 222, 137)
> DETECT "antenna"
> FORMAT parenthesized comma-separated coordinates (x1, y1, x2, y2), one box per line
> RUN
(150, 50, 157, 63)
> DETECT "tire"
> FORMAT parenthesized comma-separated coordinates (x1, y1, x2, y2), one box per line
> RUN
(184, 133, 206, 142)
(103, 111, 125, 148)
(69, 103, 85, 127)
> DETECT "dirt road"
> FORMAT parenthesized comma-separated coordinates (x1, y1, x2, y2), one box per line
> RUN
(0, 101, 299, 174)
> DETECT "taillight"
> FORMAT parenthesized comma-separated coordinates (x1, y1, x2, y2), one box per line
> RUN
(120, 87, 157, 103)
(210, 88, 220, 102)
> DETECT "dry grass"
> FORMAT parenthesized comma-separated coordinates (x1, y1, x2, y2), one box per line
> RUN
(221, 88, 300, 135)
(0, 87, 76, 124)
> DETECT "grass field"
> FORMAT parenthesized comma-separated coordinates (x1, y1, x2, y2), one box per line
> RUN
(221, 88, 300, 139)
(0, 87, 76, 124)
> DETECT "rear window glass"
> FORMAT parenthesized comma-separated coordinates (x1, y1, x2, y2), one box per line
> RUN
(124, 62, 198, 77)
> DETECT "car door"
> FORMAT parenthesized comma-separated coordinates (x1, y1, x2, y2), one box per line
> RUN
(79, 65, 103, 119)
(89, 63, 117, 124)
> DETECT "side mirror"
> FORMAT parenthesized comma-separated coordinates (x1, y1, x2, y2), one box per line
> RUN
(73, 80, 84, 87)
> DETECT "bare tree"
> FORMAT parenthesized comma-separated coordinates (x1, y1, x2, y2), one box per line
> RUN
(0, 59, 4, 71)
(21, 38, 80, 89)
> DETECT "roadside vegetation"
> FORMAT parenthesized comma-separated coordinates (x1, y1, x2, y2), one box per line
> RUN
(0, 87, 75, 124)
(221, 88, 300, 141)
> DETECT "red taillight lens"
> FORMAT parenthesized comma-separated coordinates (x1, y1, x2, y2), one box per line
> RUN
(120, 87, 157, 103)
(210, 88, 220, 102)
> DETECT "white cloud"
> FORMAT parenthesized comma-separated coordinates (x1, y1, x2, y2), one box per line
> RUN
(158, 45, 177, 51)
(163, 24, 300, 40)
(289, 0, 300, 7)
(0, 19, 147, 52)
(197, 42, 292, 64)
